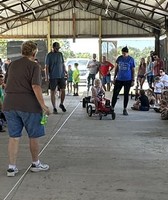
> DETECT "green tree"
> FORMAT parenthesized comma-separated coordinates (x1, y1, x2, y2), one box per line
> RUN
(51, 39, 93, 60)
(51, 39, 75, 60)
(116, 46, 153, 75)
(75, 52, 91, 58)
(0, 39, 7, 59)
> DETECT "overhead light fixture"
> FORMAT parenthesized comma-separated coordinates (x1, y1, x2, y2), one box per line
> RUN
(105, 9, 108, 15)
(160, 34, 167, 40)
(105, 0, 111, 15)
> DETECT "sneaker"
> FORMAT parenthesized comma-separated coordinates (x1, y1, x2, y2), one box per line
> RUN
(30, 162, 49, 172)
(123, 109, 128, 116)
(59, 104, 66, 112)
(0, 129, 6, 132)
(53, 108, 58, 114)
(7, 168, 19, 177)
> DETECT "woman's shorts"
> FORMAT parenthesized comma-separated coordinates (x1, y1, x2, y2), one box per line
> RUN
(138, 75, 145, 79)
(102, 75, 111, 85)
(4, 111, 45, 138)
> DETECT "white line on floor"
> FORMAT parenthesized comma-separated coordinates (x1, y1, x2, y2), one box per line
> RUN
(3, 101, 81, 200)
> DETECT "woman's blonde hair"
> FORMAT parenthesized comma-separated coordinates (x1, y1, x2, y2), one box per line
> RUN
(21, 41, 38, 57)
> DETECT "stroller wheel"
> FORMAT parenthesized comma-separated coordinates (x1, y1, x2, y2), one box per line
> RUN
(86, 103, 88, 113)
(111, 111, 116, 120)
(82, 98, 86, 108)
(99, 113, 102, 120)
(88, 105, 93, 117)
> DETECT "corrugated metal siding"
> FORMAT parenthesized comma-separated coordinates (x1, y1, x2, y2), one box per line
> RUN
(2, 9, 149, 38)
(102, 20, 147, 36)
(3, 21, 48, 36)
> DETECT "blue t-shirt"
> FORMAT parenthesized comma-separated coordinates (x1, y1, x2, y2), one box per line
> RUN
(45, 51, 65, 79)
(116, 55, 135, 81)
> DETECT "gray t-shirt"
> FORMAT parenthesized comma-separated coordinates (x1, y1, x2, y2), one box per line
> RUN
(87, 60, 100, 75)
(3, 57, 42, 113)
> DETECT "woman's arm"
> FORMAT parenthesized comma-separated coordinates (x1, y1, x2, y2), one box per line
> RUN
(32, 84, 50, 115)
(113, 64, 119, 84)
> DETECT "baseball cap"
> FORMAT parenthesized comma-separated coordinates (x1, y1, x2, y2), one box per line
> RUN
(53, 42, 60, 48)
(121, 46, 129, 53)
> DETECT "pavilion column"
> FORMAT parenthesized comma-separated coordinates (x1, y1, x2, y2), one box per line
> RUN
(165, 19, 168, 72)
(98, 16, 102, 62)
(47, 16, 51, 52)
(72, 8, 76, 43)
(154, 29, 160, 56)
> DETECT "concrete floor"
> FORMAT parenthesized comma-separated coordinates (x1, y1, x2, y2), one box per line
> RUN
(0, 92, 168, 200)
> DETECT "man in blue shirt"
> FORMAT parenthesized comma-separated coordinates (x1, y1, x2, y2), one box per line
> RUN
(111, 46, 135, 116)
(45, 42, 67, 114)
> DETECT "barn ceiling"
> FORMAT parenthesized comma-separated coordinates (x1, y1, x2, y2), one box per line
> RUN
(0, 0, 167, 35)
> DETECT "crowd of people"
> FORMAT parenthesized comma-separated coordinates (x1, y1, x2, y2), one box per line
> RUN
(88, 47, 168, 119)
(88, 46, 135, 116)
(0, 58, 11, 132)
(131, 50, 168, 118)
(0, 40, 168, 177)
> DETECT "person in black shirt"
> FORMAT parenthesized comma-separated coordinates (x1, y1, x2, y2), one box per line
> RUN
(131, 89, 150, 111)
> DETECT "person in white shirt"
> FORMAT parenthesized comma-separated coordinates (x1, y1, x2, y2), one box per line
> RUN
(154, 76, 164, 105)
(87, 53, 100, 91)
(160, 69, 168, 89)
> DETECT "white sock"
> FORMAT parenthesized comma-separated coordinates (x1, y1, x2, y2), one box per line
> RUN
(32, 160, 40, 166)
(8, 164, 16, 169)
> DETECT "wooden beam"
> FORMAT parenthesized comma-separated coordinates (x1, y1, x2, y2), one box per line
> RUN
(47, 16, 51, 52)
(98, 16, 102, 62)
(72, 9, 76, 43)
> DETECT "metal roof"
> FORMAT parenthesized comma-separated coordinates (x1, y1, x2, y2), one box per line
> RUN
(0, 0, 167, 35)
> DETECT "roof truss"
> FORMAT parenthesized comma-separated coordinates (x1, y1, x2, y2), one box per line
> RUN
(0, 0, 167, 35)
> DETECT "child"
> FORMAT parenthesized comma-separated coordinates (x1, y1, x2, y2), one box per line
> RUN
(67, 65, 73, 95)
(73, 63, 80, 96)
(91, 78, 105, 112)
(160, 91, 168, 119)
(146, 88, 156, 107)
(153, 76, 164, 105)
(131, 89, 150, 111)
